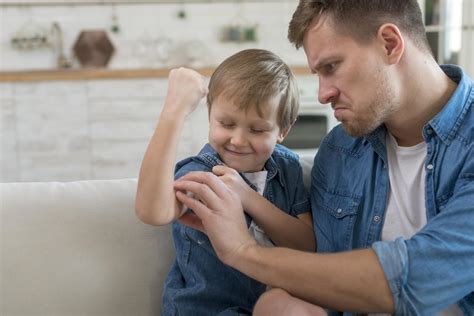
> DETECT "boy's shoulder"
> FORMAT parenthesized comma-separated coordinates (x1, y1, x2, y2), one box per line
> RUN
(174, 144, 220, 178)
(271, 144, 301, 164)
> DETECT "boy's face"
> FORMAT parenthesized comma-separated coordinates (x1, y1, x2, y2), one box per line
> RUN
(208, 95, 286, 173)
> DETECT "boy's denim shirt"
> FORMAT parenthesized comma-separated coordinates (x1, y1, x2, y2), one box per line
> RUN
(312, 65, 473, 316)
(162, 143, 310, 316)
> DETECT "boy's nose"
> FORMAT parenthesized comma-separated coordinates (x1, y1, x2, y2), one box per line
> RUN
(230, 130, 247, 147)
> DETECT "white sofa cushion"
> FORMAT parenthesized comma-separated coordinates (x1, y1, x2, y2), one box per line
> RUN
(1, 179, 174, 316)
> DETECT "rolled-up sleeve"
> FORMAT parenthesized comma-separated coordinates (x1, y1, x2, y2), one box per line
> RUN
(372, 177, 474, 315)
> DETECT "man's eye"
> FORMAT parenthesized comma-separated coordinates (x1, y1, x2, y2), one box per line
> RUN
(325, 63, 337, 73)
(251, 129, 266, 133)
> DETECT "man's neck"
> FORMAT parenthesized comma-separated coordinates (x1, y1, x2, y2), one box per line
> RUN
(386, 58, 457, 147)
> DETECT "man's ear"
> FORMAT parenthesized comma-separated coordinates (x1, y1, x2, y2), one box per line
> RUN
(377, 23, 404, 64)
(277, 127, 291, 143)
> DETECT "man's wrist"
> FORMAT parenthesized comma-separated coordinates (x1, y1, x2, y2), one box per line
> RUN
(228, 239, 261, 272)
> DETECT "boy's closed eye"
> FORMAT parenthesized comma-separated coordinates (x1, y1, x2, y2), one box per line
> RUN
(220, 121, 235, 128)
(250, 128, 268, 133)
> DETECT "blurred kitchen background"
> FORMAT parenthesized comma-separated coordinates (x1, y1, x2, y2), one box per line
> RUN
(0, 0, 473, 182)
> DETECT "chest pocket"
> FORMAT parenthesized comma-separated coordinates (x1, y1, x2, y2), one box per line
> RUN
(315, 190, 360, 253)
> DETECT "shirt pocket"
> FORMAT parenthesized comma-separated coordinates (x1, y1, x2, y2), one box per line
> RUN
(316, 190, 360, 252)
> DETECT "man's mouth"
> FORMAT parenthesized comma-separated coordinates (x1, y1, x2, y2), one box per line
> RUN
(334, 108, 346, 119)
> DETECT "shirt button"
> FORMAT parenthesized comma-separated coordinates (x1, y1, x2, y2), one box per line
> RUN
(427, 128, 433, 135)
(336, 208, 342, 214)
(427, 164, 434, 170)
(373, 215, 381, 223)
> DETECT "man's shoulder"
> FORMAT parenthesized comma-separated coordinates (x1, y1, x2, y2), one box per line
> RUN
(319, 124, 368, 158)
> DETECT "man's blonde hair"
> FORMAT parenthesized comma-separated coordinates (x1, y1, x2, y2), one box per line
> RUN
(207, 49, 299, 133)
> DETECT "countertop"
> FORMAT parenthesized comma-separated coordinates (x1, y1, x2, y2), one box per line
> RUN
(0, 66, 311, 82)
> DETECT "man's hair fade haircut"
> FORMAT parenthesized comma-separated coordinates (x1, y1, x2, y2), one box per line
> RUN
(288, 0, 431, 54)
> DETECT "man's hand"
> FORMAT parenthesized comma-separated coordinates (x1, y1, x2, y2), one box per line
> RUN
(163, 68, 208, 118)
(212, 165, 253, 210)
(174, 171, 257, 266)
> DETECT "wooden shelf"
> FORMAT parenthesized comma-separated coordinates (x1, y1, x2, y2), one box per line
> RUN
(0, 66, 311, 82)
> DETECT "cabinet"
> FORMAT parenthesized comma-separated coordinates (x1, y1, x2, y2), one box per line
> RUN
(419, 0, 474, 76)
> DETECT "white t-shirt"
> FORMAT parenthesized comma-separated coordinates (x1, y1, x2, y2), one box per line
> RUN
(382, 133, 428, 241)
(242, 170, 274, 247)
(370, 133, 462, 316)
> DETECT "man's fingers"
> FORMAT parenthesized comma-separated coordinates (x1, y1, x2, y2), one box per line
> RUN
(177, 171, 229, 198)
(176, 190, 212, 220)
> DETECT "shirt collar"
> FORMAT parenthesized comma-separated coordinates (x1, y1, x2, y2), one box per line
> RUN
(365, 65, 472, 150)
(263, 153, 284, 187)
(427, 65, 473, 145)
(195, 143, 284, 189)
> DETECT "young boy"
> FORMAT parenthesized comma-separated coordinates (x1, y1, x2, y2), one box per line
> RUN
(135, 49, 314, 315)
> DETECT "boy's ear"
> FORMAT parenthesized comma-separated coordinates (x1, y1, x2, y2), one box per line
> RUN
(277, 127, 291, 143)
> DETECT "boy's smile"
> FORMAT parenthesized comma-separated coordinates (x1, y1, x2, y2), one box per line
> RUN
(208, 95, 286, 173)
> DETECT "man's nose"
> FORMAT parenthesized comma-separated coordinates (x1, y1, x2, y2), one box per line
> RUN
(318, 79, 338, 105)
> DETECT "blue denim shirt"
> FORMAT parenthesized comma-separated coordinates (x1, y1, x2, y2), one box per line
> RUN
(311, 65, 473, 316)
(162, 143, 310, 316)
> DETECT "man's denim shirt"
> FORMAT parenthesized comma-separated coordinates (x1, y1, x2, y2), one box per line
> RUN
(311, 65, 473, 316)
(162, 143, 310, 316)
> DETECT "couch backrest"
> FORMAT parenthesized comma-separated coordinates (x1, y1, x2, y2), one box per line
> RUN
(0, 154, 314, 316)
(1, 179, 174, 316)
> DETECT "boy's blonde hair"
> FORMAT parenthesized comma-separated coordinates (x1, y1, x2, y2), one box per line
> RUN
(207, 49, 299, 133)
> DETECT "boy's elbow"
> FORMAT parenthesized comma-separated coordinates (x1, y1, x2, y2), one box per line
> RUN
(135, 198, 172, 226)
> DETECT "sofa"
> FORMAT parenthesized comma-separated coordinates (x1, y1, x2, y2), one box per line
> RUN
(0, 155, 314, 316)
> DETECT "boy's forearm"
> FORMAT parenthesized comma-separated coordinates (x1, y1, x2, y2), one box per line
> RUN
(135, 110, 187, 225)
(244, 190, 315, 251)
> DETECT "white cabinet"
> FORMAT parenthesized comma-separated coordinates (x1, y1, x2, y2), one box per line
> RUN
(0, 78, 208, 182)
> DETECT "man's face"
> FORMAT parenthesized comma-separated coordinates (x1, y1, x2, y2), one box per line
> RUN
(303, 15, 399, 137)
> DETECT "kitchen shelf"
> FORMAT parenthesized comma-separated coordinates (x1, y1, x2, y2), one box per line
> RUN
(0, 66, 311, 82)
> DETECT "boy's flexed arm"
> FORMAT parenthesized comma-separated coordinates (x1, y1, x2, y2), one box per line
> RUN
(135, 68, 208, 226)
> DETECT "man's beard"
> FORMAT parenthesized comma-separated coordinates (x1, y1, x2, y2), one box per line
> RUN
(341, 70, 398, 137)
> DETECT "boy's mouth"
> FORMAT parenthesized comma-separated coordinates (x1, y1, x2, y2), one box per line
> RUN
(224, 147, 252, 156)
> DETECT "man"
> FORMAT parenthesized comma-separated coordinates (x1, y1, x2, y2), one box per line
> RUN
(173, 0, 474, 315)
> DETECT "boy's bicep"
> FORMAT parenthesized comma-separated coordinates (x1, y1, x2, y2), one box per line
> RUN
(174, 161, 209, 218)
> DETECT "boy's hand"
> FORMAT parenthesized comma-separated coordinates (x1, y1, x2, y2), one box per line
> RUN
(163, 67, 208, 117)
(212, 165, 253, 210)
